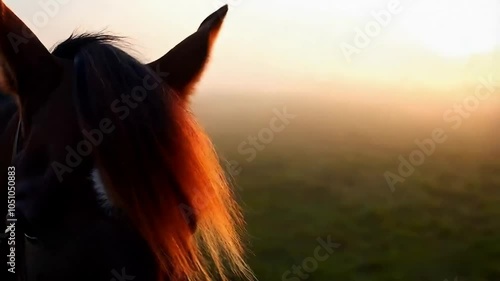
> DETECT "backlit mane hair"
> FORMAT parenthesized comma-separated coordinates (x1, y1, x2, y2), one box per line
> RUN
(54, 33, 252, 281)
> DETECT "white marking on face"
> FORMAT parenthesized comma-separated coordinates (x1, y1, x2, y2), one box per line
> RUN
(91, 168, 114, 215)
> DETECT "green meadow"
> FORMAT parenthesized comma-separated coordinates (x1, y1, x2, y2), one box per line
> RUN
(193, 90, 500, 281)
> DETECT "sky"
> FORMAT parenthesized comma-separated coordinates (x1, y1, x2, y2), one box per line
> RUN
(4, 0, 500, 95)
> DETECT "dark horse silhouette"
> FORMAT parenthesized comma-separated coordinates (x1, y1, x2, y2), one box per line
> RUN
(0, 2, 252, 281)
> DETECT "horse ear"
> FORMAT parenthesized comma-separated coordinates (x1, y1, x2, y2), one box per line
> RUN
(147, 5, 228, 98)
(0, 2, 60, 96)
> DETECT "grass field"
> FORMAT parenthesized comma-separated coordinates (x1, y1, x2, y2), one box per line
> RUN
(193, 90, 500, 281)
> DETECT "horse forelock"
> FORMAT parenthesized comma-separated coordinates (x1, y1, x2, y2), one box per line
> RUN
(57, 33, 251, 281)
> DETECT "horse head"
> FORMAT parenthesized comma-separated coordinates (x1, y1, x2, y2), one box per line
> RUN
(0, 2, 251, 280)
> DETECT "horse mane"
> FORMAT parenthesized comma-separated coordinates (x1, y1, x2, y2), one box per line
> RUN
(55, 33, 251, 281)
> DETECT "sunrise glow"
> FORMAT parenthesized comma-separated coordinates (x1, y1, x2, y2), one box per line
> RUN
(5, 0, 499, 93)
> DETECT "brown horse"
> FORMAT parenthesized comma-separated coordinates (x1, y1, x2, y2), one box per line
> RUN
(0, 2, 252, 281)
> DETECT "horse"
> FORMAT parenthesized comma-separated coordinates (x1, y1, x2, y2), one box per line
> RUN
(0, 92, 15, 133)
(0, 2, 252, 281)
